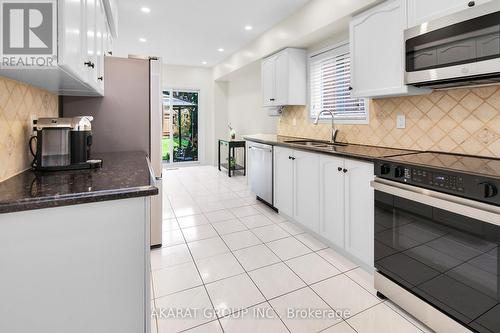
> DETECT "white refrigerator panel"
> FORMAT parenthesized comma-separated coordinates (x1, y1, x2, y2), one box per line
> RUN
(149, 58, 163, 247)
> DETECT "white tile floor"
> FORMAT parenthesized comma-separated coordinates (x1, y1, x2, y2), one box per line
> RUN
(151, 165, 434, 333)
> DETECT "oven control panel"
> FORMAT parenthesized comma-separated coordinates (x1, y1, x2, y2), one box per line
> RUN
(374, 160, 499, 205)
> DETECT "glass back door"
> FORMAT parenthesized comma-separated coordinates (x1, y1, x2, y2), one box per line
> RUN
(162, 90, 199, 164)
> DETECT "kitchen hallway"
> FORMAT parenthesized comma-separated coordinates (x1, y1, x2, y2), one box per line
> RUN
(151, 165, 433, 333)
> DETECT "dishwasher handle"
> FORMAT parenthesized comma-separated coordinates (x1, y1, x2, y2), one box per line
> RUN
(248, 146, 272, 153)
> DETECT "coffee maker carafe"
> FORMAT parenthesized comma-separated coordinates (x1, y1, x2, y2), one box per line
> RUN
(29, 116, 103, 171)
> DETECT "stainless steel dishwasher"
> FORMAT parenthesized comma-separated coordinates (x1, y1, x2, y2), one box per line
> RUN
(247, 142, 273, 206)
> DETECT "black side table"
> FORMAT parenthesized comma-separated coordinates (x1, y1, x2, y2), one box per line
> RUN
(218, 139, 246, 177)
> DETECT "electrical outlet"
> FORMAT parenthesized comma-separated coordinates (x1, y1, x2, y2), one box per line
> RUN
(396, 114, 406, 129)
(29, 116, 37, 136)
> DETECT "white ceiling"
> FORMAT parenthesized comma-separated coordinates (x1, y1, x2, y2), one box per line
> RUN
(113, 0, 311, 67)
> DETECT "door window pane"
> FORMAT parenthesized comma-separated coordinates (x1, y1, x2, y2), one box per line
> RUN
(162, 90, 199, 163)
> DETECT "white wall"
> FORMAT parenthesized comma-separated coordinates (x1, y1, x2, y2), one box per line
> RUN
(225, 61, 277, 138)
(213, 0, 378, 79)
(163, 64, 215, 165)
(214, 80, 229, 165)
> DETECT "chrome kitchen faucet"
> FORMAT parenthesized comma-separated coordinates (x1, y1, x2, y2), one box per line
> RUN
(313, 110, 338, 143)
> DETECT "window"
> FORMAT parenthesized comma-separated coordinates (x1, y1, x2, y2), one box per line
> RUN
(309, 43, 368, 123)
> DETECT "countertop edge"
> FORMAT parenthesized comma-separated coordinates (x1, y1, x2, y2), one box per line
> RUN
(0, 185, 159, 214)
(242, 135, 380, 162)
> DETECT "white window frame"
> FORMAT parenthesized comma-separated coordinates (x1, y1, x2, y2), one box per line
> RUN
(308, 42, 369, 125)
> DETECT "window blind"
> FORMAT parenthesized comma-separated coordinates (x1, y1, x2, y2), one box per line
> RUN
(310, 45, 367, 120)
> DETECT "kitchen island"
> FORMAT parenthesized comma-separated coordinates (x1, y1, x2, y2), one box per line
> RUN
(0, 151, 157, 333)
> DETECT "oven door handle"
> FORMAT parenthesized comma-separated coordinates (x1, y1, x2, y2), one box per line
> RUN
(371, 178, 500, 227)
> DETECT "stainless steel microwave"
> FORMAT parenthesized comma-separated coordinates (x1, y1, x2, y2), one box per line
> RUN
(404, 1, 500, 89)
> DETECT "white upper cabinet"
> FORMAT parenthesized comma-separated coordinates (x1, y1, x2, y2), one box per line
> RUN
(408, 0, 492, 27)
(261, 48, 307, 107)
(262, 57, 276, 107)
(349, 0, 430, 98)
(58, 0, 86, 84)
(0, 0, 114, 96)
(84, 0, 99, 91)
(95, 0, 106, 91)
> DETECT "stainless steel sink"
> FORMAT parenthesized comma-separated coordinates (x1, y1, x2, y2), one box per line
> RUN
(284, 140, 348, 147)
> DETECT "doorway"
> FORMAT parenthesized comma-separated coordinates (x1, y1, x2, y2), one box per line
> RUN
(162, 90, 199, 164)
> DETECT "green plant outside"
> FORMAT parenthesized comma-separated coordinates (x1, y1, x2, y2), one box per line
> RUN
(162, 137, 192, 161)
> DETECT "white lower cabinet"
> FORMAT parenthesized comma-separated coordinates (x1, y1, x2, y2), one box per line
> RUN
(273, 147, 320, 232)
(343, 158, 374, 267)
(319, 155, 345, 249)
(293, 150, 320, 233)
(319, 155, 374, 267)
(274, 146, 294, 217)
(274, 151, 374, 268)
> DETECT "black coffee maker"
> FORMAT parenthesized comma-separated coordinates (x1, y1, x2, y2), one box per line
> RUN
(29, 116, 103, 171)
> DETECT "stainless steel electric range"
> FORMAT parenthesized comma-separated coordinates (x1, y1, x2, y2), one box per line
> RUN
(372, 152, 500, 333)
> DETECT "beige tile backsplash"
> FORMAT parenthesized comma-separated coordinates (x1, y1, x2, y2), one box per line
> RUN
(0, 76, 58, 182)
(278, 85, 500, 158)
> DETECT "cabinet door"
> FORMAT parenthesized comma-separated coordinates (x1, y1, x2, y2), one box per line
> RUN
(293, 150, 320, 232)
(274, 51, 289, 106)
(344, 159, 374, 267)
(261, 57, 276, 107)
(104, 24, 112, 56)
(350, 0, 408, 98)
(319, 155, 345, 248)
(84, 0, 98, 89)
(95, 0, 105, 93)
(58, 0, 86, 81)
(273, 146, 294, 217)
(408, 0, 492, 27)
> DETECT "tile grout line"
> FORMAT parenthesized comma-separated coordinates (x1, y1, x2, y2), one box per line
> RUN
(255, 228, 355, 332)
(163, 168, 427, 333)
(171, 210, 226, 333)
(199, 202, 293, 333)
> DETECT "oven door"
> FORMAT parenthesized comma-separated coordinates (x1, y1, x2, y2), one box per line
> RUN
(373, 178, 500, 333)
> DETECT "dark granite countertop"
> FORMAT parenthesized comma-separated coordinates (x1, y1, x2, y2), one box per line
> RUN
(0, 151, 158, 214)
(243, 134, 417, 161)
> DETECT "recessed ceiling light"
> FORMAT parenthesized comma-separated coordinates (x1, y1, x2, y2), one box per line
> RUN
(217, 48, 224, 52)
(244, 25, 253, 31)
(202, 61, 208, 65)
(139, 37, 147, 42)
(141, 7, 151, 13)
